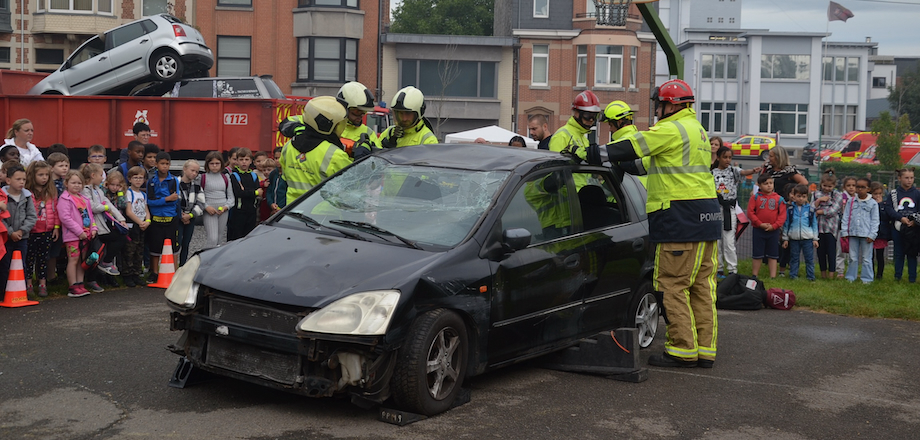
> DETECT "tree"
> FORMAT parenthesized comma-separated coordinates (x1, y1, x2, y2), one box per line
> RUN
(871, 111, 910, 170)
(888, 61, 920, 132)
(390, 0, 493, 36)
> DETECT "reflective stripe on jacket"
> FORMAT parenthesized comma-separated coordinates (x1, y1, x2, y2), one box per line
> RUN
(380, 119, 437, 147)
(279, 139, 352, 205)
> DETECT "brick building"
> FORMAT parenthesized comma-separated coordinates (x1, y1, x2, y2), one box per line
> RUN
(495, 0, 657, 143)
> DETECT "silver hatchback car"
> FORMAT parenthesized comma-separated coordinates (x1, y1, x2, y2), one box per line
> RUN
(29, 14, 213, 96)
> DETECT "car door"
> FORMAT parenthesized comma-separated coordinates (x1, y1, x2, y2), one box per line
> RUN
(487, 169, 588, 366)
(573, 169, 649, 330)
(104, 20, 154, 83)
(60, 36, 111, 95)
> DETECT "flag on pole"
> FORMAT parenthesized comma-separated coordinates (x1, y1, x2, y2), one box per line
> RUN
(828, 1, 854, 22)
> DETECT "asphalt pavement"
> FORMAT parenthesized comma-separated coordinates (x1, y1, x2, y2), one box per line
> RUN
(2, 283, 919, 439)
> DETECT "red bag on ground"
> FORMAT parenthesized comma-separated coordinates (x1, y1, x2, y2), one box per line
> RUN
(765, 288, 796, 310)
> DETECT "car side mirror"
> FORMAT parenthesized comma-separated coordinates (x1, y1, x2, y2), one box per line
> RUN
(502, 228, 532, 252)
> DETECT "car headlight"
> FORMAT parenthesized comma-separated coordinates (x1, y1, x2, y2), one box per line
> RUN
(297, 290, 400, 335)
(165, 254, 201, 308)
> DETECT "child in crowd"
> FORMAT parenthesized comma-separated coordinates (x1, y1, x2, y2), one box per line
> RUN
(123, 167, 150, 287)
(0, 163, 37, 295)
(102, 171, 128, 287)
(228, 148, 261, 240)
(841, 178, 879, 284)
(252, 151, 268, 181)
(782, 184, 819, 281)
(177, 159, 206, 266)
(1, 145, 20, 163)
(202, 152, 234, 248)
(46, 143, 68, 157)
(46, 152, 70, 283)
(81, 163, 128, 292)
(25, 161, 59, 298)
(836, 176, 858, 278)
(143, 144, 160, 178)
(749, 173, 787, 279)
(871, 181, 893, 280)
(145, 152, 181, 284)
(885, 167, 920, 283)
(58, 169, 96, 297)
(87, 144, 108, 183)
(224, 147, 241, 175)
(711, 146, 760, 277)
(812, 170, 843, 279)
(118, 141, 146, 179)
(264, 158, 287, 214)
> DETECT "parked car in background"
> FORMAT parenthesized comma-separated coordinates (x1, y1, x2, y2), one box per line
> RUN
(904, 150, 920, 167)
(130, 76, 286, 99)
(28, 14, 212, 96)
(166, 144, 658, 416)
(727, 135, 776, 161)
(801, 139, 834, 165)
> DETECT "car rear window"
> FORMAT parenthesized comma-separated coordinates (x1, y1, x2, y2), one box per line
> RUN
(174, 79, 263, 98)
(161, 14, 184, 24)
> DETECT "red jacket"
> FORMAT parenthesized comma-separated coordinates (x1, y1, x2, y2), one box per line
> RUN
(30, 195, 59, 234)
(748, 191, 787, 230)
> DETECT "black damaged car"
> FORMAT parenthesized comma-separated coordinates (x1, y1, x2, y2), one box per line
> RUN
(166, 144, 659, 416)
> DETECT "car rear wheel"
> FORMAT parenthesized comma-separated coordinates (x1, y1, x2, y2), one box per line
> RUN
(391, 309, 467, 416)
(760, 149, 770, 161)
(151, 51, 184, 81)
(632, 281, 659, 349)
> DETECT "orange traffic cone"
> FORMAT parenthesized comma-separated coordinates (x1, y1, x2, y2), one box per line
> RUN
(1, 250, 39, 308)
(148, 239, 176, 289)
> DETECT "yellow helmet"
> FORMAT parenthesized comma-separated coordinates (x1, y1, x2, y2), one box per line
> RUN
(302, 96, 347, 136)
(337, 81, 375, 112)
(390, 86, 426, 118)
(600, 100, 634, 122)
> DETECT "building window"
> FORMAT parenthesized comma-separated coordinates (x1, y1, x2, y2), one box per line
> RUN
(759, 103, 808, 135)
(701, 54, 738, 79)
(217, 36, 251, 77)
(143, 0, 169, 16)
(629, 46, 637, 88)
(297, 0, 358, 7)
(576, 45, 587, 87)
(532, 44, 548, 86)
(699, 102, 736, 134)
(872, 77, 887, 88)
(823, 56, 860, 82)
(761, 54, 810, 80)
(729, 18, 735, 23)
(534, 0, 548, 18)
(706, 17, 712, 23)
(35, 48, 65, 65)
(0, 47, 10, 64)
(219, 0, 253, 6)
(43, 0, 112, 12)
(822, 105, 857, 137)
(297, 37, 356, 82)
(718, 17, 724, 23)
(595, 45, 622, 87)
(400, 59, 497, 98)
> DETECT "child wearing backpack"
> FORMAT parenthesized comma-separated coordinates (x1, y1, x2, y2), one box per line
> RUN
(782, 184, 819, 281)
(842, 177, 879, 283)
(812, 170, 844, 279)
(749, 173, 787, 279)
(202, 151, 234, 247)
(712, 146, 759, 277)
(227, 148, 261, 241)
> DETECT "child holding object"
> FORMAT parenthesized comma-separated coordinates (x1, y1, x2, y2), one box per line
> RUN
(782, 184, 819, 281)
(58, 170, 96, 297)
(812, 170, 843, 279)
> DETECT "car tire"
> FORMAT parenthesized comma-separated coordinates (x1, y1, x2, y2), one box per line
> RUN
(760, 149, 770, 162)
(632, 281, 659, 349)
(151, 50, 184, 82)
(41, 90, 63, 95)
(391, 308, 468, 416)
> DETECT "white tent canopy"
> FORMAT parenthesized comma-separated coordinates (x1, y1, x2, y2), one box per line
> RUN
(443, 125, 538, 148)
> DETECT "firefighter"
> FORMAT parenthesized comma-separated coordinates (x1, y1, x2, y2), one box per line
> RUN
(337, 81, 381, 160)
(580, 79, 721, 368)
(380, 86, 438, 148)
(601, 100, 636, 142)
(548, 90, 601, 154)
(278, 96, 351, 205)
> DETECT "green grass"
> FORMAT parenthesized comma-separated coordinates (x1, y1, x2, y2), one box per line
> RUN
(735, 259, 920, 321)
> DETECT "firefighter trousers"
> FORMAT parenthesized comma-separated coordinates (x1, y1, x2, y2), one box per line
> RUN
(654, 241, 718, 362)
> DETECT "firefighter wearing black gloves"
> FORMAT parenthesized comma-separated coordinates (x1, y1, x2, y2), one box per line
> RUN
(379, 86, 438, 148)
(337, 82, 381, 160)
(582, 79, 721, 368)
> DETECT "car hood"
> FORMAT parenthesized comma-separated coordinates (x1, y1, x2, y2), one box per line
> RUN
(194, 224, 441, 308)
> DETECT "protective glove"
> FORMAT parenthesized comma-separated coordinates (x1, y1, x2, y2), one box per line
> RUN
(392, 125, 405, 138)
(352, 133, 373, 160)
(279, 118, 305, 138)
(381, 130, 399, 149)
(541, 172, 563, 193)
(584, 143, 603, 166)
(560, 144, 583, 164)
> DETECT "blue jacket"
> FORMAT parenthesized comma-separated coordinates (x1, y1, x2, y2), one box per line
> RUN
(266, 168, 288, 209)
(783, 203, 818, 241)
(842, 195, 879, 240)
(146, 172, 180, 217)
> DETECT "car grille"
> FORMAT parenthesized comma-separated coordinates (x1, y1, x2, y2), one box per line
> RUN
(207, 336, 301, 385)
(208, 294, 304, 335)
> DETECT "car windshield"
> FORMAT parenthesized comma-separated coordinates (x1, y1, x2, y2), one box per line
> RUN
(826, 137, 849, 152)
(279, 157, 509, 248)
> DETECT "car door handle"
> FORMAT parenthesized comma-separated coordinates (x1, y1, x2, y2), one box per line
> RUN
(632, 239, 645, 252)
(140, 39, 149, 44)
(98, 56, 107, 61)
(563, 254, 580, 268)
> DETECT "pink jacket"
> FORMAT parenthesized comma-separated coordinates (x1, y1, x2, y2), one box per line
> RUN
(58, 191, 96, 243)
(30, 195, 59, 234)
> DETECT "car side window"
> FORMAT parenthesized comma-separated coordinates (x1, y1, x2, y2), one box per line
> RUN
(843, 141, 861, 153)
(141, 19, 158, 34)
(620, 175, 647, 221)
(500, 170, 574, 245)
(107, 22, 147, 50)
(69, 36, 106, 67)
(175, 80, 215, 97)
(573, 172, 627, 230)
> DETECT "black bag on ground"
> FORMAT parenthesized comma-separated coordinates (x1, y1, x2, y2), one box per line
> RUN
(716, 273, 766, 310)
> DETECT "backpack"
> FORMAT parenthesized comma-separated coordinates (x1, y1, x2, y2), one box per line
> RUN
(716, 273, 766, 310)
(200, 172, 229, 190)
(765, 288, 796, 310)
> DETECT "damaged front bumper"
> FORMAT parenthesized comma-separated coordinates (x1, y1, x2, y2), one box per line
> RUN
(168, 292, 397, 403)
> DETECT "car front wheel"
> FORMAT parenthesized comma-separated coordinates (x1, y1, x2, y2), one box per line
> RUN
(760, 149, 770, 161)
(391, 309, 468, 416)
(151, 51, 184, 81)
(632, 282, 659, 349)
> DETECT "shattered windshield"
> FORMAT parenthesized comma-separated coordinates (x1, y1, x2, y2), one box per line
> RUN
(280, 157, 509, 248)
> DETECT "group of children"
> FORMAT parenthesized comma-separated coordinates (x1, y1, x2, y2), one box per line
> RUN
(0, 141, 289, 299)
(711, 145, 920, 284)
